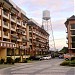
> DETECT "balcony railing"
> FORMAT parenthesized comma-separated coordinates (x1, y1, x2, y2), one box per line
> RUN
(11, 16, 15, 20)
(17, 19, 21, 25)
(11, 25, 15, 29)
(3, 10, 8, 17)
(17, 38, 22, 42)
(3, 21, 8, 26)
(4, 32, 8, 36)
(22, 38, 29, 42)
(17, 29, 23, 34)
(3, 32, 9, 38)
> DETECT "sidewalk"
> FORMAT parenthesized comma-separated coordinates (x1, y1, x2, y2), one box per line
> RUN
(0, 64, 13, 69)
(0, 60, 40, 69)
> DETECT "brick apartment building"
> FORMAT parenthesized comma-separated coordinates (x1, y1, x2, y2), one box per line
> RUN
(65, 15, 75, 55)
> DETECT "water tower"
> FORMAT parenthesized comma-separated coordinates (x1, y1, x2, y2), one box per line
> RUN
(42, 10, 50, 31)
(42, 10, 56, 51)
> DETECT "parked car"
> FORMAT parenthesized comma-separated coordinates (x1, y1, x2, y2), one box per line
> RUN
(42, 56, 51, 60)
(29, 56, 43, 60)
(64, 54, 74, 60)
(59, 55, 64, 59)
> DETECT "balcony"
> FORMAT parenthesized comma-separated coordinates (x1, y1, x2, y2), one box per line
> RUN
(29, 29, 32, 31)
(11, 34, 18, 38)
(22, 29, 25, 33)
(11, 34, 18, 41)
(33, 30, 36, 34)
(17, 38, 22, 42)
(29, 36, 32, 39)
(33, 36, 36, 39)
(3, 21, 9, 29)
(3, 10, 9, 19)
(17, 20, 21, 25)
(23, 32, 26, 35)
(11, 16, 16, 23)
(17, 29, 22, 34)
(11, 25, 16, 31)
(3, 32, 9, 39)
(22, 38, 29, 43)
(22, 22, 26, 28)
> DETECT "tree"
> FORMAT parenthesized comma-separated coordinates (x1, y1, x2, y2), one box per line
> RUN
(59, 47, 68, 54)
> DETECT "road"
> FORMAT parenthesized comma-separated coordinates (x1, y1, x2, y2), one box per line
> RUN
(0, 58, 75, 75)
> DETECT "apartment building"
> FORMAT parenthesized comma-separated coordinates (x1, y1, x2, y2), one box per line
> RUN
(0, 0, 49, 62)
(0, 0, 29, 62)
(27, 19, 49, 56)
(65, 15, 75, 55)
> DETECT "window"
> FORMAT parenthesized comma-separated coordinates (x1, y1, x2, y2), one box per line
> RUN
(72, 37, 75, 41)
(71, 24, 75, 29)
(71, 30, 75, 35)
(72, 43, 75, 48)
(72, 49, 75, 53)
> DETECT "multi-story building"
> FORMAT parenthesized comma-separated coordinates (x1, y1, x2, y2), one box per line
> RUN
(65, 15, 75, 55)
(27, 19, 49, 56)
(0, 0, 29, 62)
(0, 0, 49, 62)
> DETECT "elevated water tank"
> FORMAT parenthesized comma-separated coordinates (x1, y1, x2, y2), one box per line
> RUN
(43, 10, 50, 20)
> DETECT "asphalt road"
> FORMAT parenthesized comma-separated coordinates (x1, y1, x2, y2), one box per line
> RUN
(0, 58, 75, 75)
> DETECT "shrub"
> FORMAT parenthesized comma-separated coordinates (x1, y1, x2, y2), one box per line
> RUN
(0, 59, 4, 64)
(23, 60, 28, 63)
(4, 62, 7, 64)
(71, 57, 75, 61)
(6, 57, 14, 64)
(60, 61, 70, 66)
(15, 58, 21, 63)
(69, 60, 75, 66)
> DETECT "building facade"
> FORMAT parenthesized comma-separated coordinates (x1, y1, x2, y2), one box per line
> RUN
(27, 19, 49, 56)
(65, 15, 75, 55)
(0, 0, 29, 62)
(0, 0, 49, 62)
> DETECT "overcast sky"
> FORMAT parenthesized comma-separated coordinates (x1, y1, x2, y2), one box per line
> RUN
(13, 0, 74, 51)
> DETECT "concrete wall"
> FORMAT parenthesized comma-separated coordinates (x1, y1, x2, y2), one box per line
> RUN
(0, 48, 7, 61)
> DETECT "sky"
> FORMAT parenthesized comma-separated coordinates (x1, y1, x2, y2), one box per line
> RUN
(13, 0, 74, 51)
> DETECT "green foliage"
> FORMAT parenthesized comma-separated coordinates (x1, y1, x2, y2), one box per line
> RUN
(71, 57, 75, 61)
(15, 58, 21, 63)
(69, 60, 75, 66)
(60, 61, 70, 66)
(6, 57, 14, 64)
(0, 59, 4, 64)
(60, 60, 75, 66)
(59, 47, 68, 53)
(23, 60, 28, 63)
